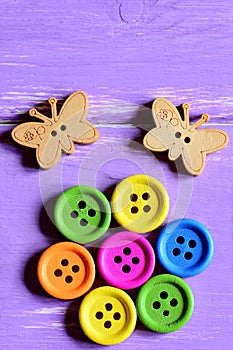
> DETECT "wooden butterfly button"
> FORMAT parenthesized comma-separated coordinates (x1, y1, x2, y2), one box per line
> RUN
(12, 91, 99, 169)
(143, 98, 229, 175)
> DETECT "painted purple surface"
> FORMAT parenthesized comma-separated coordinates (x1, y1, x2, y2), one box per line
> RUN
(0, 1, 233, 349)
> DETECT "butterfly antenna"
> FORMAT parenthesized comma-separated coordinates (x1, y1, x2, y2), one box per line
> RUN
(190, 113, 210, 130)
(182, 103, 190, 128)
(29, 108, 52, 125)
(48, 97, 58, 122)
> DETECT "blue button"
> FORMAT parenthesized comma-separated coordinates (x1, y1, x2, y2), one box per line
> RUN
(156, 219, 214, 277)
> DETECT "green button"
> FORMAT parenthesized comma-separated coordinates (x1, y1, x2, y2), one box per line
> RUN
(54, 186, 111, 244)
(136, 274, 194, 333)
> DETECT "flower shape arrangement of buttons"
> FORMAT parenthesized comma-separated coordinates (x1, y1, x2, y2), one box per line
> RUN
(79, 286, 137, 345)
(156, 218, 214, 277)
(54, 185, 111, 244)
(37, 242, 95, 300)
(111, 174, 169, 233)
(97, 231, 156, 289)
(136, 274, 194, 333)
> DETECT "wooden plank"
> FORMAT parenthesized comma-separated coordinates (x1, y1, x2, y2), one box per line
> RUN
(0, 0, 233, 123)
(0, 124, 233, 349)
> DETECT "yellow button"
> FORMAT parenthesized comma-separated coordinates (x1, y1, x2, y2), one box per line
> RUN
(79, 286, 137, 345)
(111, 174, 169, 233)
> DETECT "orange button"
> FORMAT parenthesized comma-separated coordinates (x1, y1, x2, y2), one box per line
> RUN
(37, 242, 95, 300)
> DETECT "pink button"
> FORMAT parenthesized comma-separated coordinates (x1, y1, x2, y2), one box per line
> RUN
(97, 231, 156, 290)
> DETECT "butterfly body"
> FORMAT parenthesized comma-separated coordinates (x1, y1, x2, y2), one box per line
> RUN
(144, 98, 229, 175)
(12, 91, 99, 169)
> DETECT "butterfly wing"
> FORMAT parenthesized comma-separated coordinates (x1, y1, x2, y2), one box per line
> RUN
(36, 135, 63, 169)
(182, 129, 229, 175)
(12, 121, 61, 169)
(152, 97, 184, 128)
(58, 91, 99, 146)
(59, 91, 88, 122)
(144, 127, 175, 151)
(38, 91, 99, 168)
(12, 122, 46, 148)
(143, 97, 184, 159)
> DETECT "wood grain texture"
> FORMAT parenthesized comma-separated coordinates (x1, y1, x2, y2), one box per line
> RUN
(1, 0, 233, 123)
(0, 0, 233, 349)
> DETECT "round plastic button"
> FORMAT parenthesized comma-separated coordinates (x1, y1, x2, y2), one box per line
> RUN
(97, 231, 155, 289)
(54, 185, 111, 244)
(79, 286, 137, 345)
(156, 218, 214, 277)
(136, 274, 194, 333)
(37, 242, 95, 300)
(111, 174, 169, 233)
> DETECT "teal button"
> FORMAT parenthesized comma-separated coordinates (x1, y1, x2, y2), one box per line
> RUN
(136, 274, 194, 333)
(54, 186, 111, 244)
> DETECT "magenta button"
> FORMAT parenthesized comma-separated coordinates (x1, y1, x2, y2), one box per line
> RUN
(97, 231, 156, 290)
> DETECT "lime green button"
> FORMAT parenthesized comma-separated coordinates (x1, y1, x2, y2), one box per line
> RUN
(136, 274, 194, 333)
(54, 186, 111, 244)
(111, 174, 169, 233)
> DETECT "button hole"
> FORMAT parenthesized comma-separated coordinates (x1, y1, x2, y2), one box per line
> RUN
(143, 205, 151, 213)
(113, 312, 121, 320)
(170, 298, 178, 307)
(105, 303, 113, 311)
(78, 200, 86, 209)
(123, 247, 131, 255)
(176, 236, 185, 244)
(104, 321, 112, 329)
(132, 257, 140, 264)
(80, 219, 88, 227)
(72, 265, 80, 273)
(163, 310, 170, 317)
(152, 301, 161, 309)
(188, 240, 197, 248)
(184, 136, 191, 143)
(114, 256, 122, 264)
(54, 269, 62, 277)
(61, 259, 69, 266)
(131, 206, 138, 214)
(142, 192, 150, 200)
(160, 291, 168, 299)
(70, 210, 78, 218)
(184, 252, 193, 260)
(60, 124, 66, 131)
(95, 311, 103, 319)
(130, 193, 138, 202)
(88, 209, 96, 217)
(65, 275, 73, 283)
(172, 248, 181, 256)
(122, 264, 131, 273)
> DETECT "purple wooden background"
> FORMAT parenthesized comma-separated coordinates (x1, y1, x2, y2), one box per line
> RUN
(0, 1, 233, 349)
